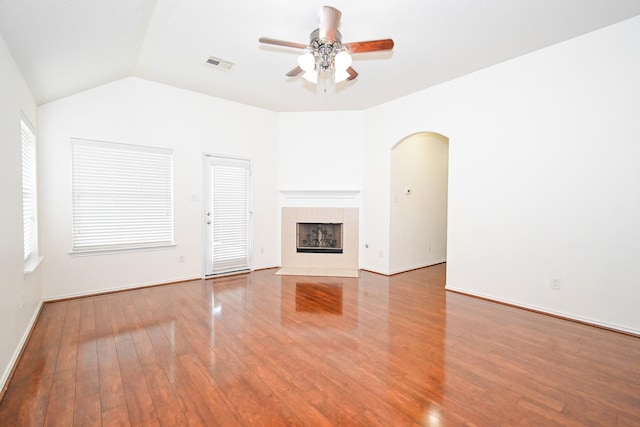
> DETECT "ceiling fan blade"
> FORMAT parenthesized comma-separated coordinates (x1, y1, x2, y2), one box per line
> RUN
(318, 6, 341, 43)
(344, 39, 395, 53)
(346, 67, 358, 81)
(286, 65, 303, 77)
(259, 37, 308, 49)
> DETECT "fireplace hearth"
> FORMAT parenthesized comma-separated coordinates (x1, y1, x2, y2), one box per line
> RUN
(297, 222, 343, 254)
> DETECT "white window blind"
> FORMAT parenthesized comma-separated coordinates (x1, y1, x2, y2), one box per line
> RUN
(211, 158, 250, 274)
(21, 117, 37, 261)
(71, 138, 174, 253)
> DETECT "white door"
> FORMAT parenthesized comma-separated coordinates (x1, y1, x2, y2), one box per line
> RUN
(204, 156, 251, 276)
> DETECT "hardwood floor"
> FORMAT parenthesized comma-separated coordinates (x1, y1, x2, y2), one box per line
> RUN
(1, 264, 639, 426)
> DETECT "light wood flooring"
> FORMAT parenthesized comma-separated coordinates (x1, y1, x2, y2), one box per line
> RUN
(1, 264, 639, 426)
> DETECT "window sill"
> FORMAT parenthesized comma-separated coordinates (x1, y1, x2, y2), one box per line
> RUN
(24, 255, 44, 275)
(69, 243, 176, 257)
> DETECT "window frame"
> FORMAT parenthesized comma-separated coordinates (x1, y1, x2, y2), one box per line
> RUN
(21, 114, 39, 268)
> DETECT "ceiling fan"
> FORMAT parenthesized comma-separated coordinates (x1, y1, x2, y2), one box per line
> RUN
(259, 6, 394, 84)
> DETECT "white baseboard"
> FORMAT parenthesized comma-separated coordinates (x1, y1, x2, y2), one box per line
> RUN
(446, 286, 640, 336)
(1, 300, 43, 394)
(43, 276, 201, 302)
(389, 259, 446, 276)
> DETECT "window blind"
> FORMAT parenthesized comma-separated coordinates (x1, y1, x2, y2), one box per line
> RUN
(71, 138, 174, 253)
(21, 118, 37, 261)
(211, 158, 250, 274)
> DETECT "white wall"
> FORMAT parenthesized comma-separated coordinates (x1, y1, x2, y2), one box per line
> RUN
(0, 34, 43, 391)
(360, 114, 393, 273)
(277, 111, 364, 191)
(363, 16, 640, 333)
(38, 77, 280, 299)
(390, 132, 448, 274)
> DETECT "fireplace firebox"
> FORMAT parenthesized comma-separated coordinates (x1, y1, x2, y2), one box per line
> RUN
(296, 222, 343, 254)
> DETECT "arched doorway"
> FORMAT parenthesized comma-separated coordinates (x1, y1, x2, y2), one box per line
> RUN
(389, 132, 449, 274)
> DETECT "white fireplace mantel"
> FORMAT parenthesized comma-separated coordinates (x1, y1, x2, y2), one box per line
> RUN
(279, 190, 361, 208)
(279, 190, 360, 199)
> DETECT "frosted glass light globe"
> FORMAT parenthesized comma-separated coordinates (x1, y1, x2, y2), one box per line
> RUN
(334, 51, 352, 71)
(297, 52, 315, 72)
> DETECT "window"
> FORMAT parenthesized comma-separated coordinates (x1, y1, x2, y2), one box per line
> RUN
(21, 116, 38, 262)
(71, 138, 174, 253)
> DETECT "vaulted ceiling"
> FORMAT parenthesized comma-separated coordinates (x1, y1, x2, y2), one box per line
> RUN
(1, 0, 639, 112)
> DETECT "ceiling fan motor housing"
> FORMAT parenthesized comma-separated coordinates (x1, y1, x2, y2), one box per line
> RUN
(310, 29, 344, 71)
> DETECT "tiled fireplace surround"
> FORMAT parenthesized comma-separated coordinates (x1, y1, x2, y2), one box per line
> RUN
(279, 207, 359, 277)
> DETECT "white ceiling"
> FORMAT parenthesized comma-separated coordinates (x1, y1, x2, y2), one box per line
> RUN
(1, 0, 639, 112)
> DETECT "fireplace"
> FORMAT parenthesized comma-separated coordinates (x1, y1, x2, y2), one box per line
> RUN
(279, 207, 358, 276)
(296, 222, 343, 254)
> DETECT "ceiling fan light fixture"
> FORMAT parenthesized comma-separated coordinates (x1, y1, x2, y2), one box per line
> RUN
(259, 6, 394, 86)
(297, 52, 315, 72)
(335, 51, 352, 71)
(302, 70, 318, 84)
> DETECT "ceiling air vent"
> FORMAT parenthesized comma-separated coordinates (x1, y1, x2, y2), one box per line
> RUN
(205, 55, 234, 70)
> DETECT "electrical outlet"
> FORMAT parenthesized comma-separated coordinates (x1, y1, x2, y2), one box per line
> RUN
(551, 278, 561, 290)
(179, 255, 185, 263)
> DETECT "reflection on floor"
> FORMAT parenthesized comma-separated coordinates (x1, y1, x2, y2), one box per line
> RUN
(275, 267, 359, 278)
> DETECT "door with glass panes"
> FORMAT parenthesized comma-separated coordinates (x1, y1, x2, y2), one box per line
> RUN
(204, 156, 251, 276)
